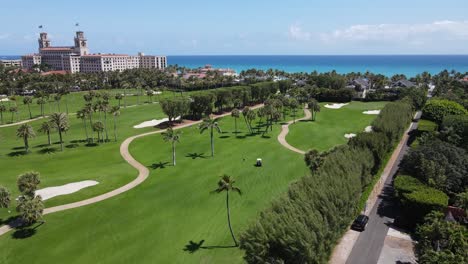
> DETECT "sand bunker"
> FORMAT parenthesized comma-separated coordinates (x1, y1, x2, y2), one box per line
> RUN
(324, 103, 348, 109)
(364, 126, 373, 132)
(363, 110, 380, 115)
(0, 98, 9, 102)
(35, 180, 99, 201)
(152, 91, 162, 95)
(133, 116, 181, 128)
(344, 133, 357, 139)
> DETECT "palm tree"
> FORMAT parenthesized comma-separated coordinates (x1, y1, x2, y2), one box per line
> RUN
(9, 106, 18, 123)
(231, 109, 240, 133)
(162, 127, 181, 166)
(16, 195, 44, 225)
(308, 99, 321, 121)
(115, 93, 123, 107)
(92, 121, 104, 143)
(146, 89, 154, 103)
(23, 96, 33, 119)
(38, 121, 52, 146)
(212, 175, 242, 246)
(76, 109, 90, 143)
(49, 113, 69, 151)
(0, 104, 6, 124)
(36, 98, 46, 117)
(16, 123, 35, 152)
(17, 171, 41, 197)
(54, 94, 62, 112)
(109, 106, 120, 142)
(0, 186, 11, 208)
(199, 116, 222, 157)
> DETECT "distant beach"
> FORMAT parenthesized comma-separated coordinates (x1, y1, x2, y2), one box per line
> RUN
(3, 55, 468, 77)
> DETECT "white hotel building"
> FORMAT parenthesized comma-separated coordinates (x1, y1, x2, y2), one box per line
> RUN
(22, 31, 167, 73)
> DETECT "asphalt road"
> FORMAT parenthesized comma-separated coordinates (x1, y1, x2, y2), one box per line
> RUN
(346, 111, 421, 264)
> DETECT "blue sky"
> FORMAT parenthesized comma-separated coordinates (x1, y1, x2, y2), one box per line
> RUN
(1, 0, 468, 55)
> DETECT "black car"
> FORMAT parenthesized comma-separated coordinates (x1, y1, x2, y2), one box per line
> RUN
(351, 214, 369, 231)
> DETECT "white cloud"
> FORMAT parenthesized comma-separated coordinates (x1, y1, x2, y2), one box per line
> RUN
(288, 23, 311, 41)
(321, 20, 468, 43)
(0, 34, 10, 40)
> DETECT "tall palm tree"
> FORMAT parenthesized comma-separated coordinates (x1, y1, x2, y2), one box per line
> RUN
(0, 186, 11, 208)
(49, 113, 69, 151)
(115, 93, 123, 107)
(308, 99, 321, 121)
(212, 175, 242, 246)
(0, 104, 6, 124)
(231, 109, 240, 133)
(38, 121, 52, 146)
(199, 116, 222, 157)
(92, 121, 104, 143)
(54, 94, 62, 112)
(23, 96, 33, 119)
(16, 123, 35, 152)
(9, 106, 18, 123)
(76, 109, 90, 142)
(109, 106, 120, 142)
(162, 127, 181, 166)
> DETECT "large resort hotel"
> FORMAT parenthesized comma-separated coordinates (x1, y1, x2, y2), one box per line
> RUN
(21, 31, 167, 73)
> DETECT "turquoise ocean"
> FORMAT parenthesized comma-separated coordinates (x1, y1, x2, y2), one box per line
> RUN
(3, 55, 468, 77)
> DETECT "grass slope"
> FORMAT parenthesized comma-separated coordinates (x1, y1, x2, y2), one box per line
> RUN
(286, 101, 388, 152)
(0, 113, 308, 264)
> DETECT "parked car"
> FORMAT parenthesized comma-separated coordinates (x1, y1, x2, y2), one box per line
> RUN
(351, 214, 369, 231)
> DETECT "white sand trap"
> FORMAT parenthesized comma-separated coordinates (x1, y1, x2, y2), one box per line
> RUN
(364, 126, 373, 132)
(152, 91, 162, 95)
(363, 110, 381, 115)
(133, 116, 181, 128)
(344, 133, 357, 139)
(324, 103, 348, 109)
(35, 180, 99, 201)
(0, 98, 10, 102)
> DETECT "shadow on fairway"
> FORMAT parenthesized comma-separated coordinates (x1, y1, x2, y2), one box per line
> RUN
(38, 147, 57, 154)
(34, 144, 51, 148)
(149, 161, 170, 170)
(11, 222, 44, 239)
(183, 240, 237, 254)
(11, 146, 24, 151)
(7, 150, 27, 157)
(219, 135, 230, 139)
(66, 143, 79, 149)
(186, 153, 207, 159)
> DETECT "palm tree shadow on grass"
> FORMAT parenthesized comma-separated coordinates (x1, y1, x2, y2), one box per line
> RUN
(11, 222, 44, 239)
(149, 161, 170, 170)
(185, 153, 207, 159)
(38, 147, 57, 154)
(7, 150, 27, 157)
(183, 240, 237, 254)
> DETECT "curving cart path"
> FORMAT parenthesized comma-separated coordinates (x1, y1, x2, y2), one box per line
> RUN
(0, 104, 263, 237)
(0, 116, 46, 128)
(277, 108, 312, 155)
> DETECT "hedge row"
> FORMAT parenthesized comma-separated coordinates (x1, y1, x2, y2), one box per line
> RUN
(394, 175, 448, 224)
(422, 99, 467, 123)
(240, 100, 414, 263)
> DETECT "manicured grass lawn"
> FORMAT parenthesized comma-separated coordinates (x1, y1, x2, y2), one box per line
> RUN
(0, 102, 166, 221)
(0, 112, 308, 263)
(286, 101, 388, 152)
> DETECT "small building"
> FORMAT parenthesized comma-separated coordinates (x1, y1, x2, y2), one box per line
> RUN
(0, 59, 22, 68)
(392, 79, 415, 88)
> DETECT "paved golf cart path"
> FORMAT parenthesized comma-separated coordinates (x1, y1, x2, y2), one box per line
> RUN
(277, 108, 312, 155)
(0, 104, 263, 237)
(0, 116, 46, 128)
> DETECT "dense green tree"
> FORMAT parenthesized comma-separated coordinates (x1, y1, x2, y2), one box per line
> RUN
(162, 127, 181, 166)
(49, 113, 69, 151)
(422, 99, 467, 123)
(289, 98, 299, 124)
(0, 104, 6, 124)
(199, 116, 222, 157)
(416, 211, 467, 264)
(16, 123, 35, 152)
(440, 115, 468, 149)
(160, 97, 190, 124)
(115, 93, 123, 107)
(212, 175, 242, 247)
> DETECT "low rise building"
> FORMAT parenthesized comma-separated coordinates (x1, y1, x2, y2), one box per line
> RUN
(21, 31, 167, 73)
(0, 59, 22, 67)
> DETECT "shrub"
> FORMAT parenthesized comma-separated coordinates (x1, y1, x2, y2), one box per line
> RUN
(422, 99, 467, 123)
(394, 175, 449, 224)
